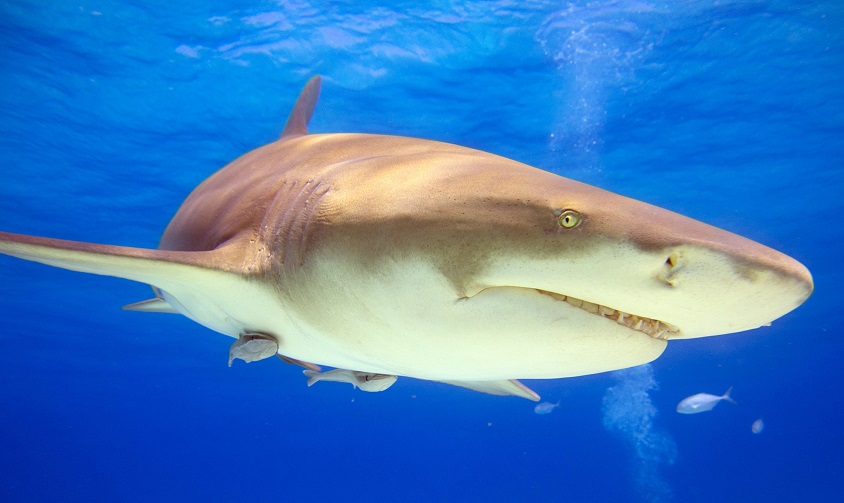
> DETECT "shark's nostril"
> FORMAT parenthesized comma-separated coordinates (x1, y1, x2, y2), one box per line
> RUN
(667, 251, 682, 269)
(658, 251, 683, 287)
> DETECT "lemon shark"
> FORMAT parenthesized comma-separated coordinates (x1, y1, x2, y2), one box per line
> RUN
(0, 77, 813, 401)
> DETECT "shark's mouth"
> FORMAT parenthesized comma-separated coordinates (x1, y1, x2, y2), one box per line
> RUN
(536, 289, 680, 340)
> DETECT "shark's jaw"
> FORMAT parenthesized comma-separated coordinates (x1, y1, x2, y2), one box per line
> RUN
(534, 288, 680, 340)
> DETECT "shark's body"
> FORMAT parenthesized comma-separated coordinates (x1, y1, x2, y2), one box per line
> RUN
(0, 77, 813, 400)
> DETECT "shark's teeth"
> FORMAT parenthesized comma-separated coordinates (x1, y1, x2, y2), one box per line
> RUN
(581, 300, 599, 314)
(536, 289, 680, 340)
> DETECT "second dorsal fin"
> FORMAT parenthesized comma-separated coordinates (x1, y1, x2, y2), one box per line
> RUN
(280, 75, 322, 139)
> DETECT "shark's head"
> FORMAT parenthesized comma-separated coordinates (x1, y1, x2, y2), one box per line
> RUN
(461, 164, 813, 341)
(314, 135, 813, 347)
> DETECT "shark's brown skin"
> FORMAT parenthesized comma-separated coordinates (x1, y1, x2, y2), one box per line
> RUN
(0, 76, 813, 400)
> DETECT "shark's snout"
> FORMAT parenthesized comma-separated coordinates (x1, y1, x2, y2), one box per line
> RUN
(642, 239, 813, 339)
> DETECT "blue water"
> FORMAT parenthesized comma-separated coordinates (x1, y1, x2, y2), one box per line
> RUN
(0, 1, 841, 501)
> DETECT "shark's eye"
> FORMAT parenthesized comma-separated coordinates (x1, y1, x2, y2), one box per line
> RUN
(559, 210, 583, 229)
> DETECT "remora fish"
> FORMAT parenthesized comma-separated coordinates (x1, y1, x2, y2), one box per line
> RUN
(0, 77, 813, 401)
(676, 386, 738, 414)
(303, 369, 398, 392)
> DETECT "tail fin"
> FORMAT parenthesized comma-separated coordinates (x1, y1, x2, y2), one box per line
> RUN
(722, 386, 738, 405)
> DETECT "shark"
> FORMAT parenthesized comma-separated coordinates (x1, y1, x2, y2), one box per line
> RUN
(0, 76, 813, 401)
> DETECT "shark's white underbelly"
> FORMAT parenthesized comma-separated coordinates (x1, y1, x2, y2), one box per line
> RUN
(158, 257, 666, 380)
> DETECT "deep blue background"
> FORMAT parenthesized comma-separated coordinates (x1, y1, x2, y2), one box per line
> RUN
(0, 1, 841, 501)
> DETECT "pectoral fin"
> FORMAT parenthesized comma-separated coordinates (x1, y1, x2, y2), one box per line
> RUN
(0, 231, 238, 288)
(0, 230, 249, 333)
(439, 379, 541, 401)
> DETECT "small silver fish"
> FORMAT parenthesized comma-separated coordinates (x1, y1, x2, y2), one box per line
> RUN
(752, 418, 764, 434)
(534, 401, 560, 415)
(303, 369, 397, 392)
(676, 386, 737, 414)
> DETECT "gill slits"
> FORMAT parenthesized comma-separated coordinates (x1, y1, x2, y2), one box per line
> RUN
(262, 178, 330, 271)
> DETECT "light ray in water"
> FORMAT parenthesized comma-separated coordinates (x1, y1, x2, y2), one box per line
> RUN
(602, 364, 677, 503)
(535, 2, 659, 169)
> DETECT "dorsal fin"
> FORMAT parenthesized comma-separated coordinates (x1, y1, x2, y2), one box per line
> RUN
(280, 75, 322, 139)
